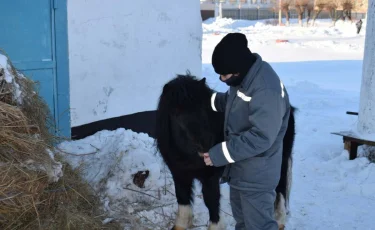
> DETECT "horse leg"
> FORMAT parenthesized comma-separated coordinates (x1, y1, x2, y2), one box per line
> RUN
(274, 192, 287, 230)
(200, 176, 225, 230)
(172, 175, 194, 230)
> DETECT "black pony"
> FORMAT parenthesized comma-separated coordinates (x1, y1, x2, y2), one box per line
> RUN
(155, 74, 295, 230)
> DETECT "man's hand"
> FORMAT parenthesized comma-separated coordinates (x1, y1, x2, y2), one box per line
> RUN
(203, 153, 213, 166)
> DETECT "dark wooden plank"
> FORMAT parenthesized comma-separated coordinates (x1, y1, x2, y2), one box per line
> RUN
(71, 110, 157, 140)
(346, 111, 358, 116)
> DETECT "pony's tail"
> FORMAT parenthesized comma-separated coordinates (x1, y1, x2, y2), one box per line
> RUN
(275, 106, 296, 227)
(281, 106, 296, 210)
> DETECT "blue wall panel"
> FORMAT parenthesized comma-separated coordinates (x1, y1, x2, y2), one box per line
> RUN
(0, 0, 71, 138)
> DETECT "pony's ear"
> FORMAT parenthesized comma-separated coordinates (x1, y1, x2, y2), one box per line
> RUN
(162, 83, 170, 92)
(199, 77, 206, 84)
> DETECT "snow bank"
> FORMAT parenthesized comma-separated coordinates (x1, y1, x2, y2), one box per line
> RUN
(58, 128, 163, 201)
(202, 18, 364, 56)
(58, 128, 176, 228)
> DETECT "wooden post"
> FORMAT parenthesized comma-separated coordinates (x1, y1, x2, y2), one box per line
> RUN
(215, 0, 219, 17)
(279, 0, 282, 25)
(344, 140, 359, 160)
(238, 0, 241, 19)
(357, 0, 375, 137)
(215, 0, 223, 18)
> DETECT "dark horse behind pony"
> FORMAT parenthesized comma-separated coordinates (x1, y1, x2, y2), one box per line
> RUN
(155, 73, 296, 230)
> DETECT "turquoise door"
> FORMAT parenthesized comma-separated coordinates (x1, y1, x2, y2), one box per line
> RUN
(0, 0, 70, 138)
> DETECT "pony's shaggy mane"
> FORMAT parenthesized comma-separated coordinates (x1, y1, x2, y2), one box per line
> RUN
(159, 74, 213, 115)
(155, 72, 214, 157)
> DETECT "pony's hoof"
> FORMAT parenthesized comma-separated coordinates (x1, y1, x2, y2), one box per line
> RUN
(174, 205, 193, 229)
(207, 217, 226, 230)
(172, 226, 187, 230)
(278, 224, 285, 230)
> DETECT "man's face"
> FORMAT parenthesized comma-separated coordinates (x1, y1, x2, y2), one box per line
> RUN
(220, 73, 239, 81)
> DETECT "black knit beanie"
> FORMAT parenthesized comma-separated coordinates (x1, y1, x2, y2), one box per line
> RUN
(212, 33, 256, 77)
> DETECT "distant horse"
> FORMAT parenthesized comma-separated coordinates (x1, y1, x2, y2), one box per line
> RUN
(155, 73, 295, 230)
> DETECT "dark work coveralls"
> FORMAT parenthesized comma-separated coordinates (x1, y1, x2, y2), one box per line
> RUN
(208, 53, 291, 230)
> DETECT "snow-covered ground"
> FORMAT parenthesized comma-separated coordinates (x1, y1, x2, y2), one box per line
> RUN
(58, 18, 375, 230)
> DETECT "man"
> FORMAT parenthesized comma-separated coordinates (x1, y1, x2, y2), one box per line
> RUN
(356, 19, 362, 34)
(201, 33, 292, 230)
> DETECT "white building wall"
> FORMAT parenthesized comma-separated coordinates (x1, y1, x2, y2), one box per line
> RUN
(67, 0, 203, 127)
(357, 0, 375, 137)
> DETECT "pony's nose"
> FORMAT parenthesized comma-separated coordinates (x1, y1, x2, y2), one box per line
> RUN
(197, 145, 205, 153)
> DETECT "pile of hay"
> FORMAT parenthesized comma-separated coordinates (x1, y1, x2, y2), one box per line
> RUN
(0, 51, 121, 229)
